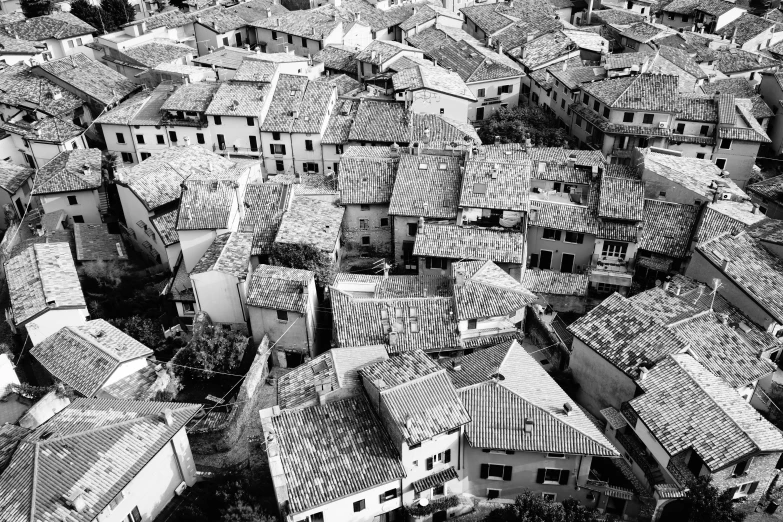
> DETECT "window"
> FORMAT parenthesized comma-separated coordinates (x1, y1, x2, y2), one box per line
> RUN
(72, 215, 84, 224)
(623, 112, 634, 123)
(249, 136, 258, 152)
(76, 37, 83, 46)
(360, 204, 370, 211)
(302, 37, 307, 47)
(720, 138, 732, 149)
(156, 134, 165, 144)
(696, 153, 706, 159)
(65, 195, 79, 206)
(380, 217, 389, 227)
(272, 132, 281, 140)
(659, 191, 666, 197)
(307, 513, 324, 522)
(543, 493, 557, 502)
(68, 40, 75, 48)
(749, 72, 755, 81)
(593, 101, 600, 112)
(602, 241, 627, 258)
(223, 37, 229, 46)
(682, 14, 689, 21)
(498, 84, 513, 94)
(487, 489, 501, 499)
(699, 124, 710, 136)
(542, 228, 561, 241)
(583, 93, 589, 104)
(477, 88, 486, 97)
(547, 452, 566, 459)
(136, 134, 145, 144)
(353, 499, 365, 512)
(359, 219, 369, 230)
(182, 302, 195, 314)
(475, 106, 484, 120)
(732, 481, 759, 499)
(197, 133, 205, 144)
(335, 144, 344, 154)
(303, 162, 319, 173)
(433, 484, 445, 496)
(481, 464, 513, 481)
(388, 26, 394, 34)
(121, 152, 133, 163)
(305, 139, 313, 151)
(272, 30, 278, 40)
(116, 132, 125, 144)
(72, 141, 78, 149)
(716, 158, 726, 169)
(426, 257, 447, 269)
(246, 117, 254, 126)
(537, 468, 569, 485)
(642, 113, 654, 124)
(140, 152, 151, 160)
(595, 282, 620, 294)
(560, 99, 565, 109)
(552, 92, 558, 102)
(732, 458, 752, 477)
(126, 507, 142, 522)
(382, 489, 397, 501)
(407, 223, 417, 236)
(214, 115, 222, 125)
(564, 231, 584, 244)
(236, 33, 242, 46)
(575, 115, 583, 127)
(270, 144, 286, 155)
(169, 131, 177, 142)
(277, 310, 289, 322)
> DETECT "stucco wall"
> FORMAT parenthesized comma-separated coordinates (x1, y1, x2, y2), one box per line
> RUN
(26, 308, 89, 346)
(527, 224, 595, 273)
(191, 270, 247, 325)
(568, 337, 638, 417)
(39, 189, 101, 225)
(342, 203, 392, 258)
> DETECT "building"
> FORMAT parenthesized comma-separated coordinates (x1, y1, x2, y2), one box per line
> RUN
(635, 199, 699, 285)
(691, 0, 746, 33)
(246, 264, 317, 366)
(0, 12, 96, 60)
(747, 218, 783, 260)
(521, 268, 590, 313)
(73, 223, 129, 263)
(159, 81, 221, 154)
(391, 63, 476, 122)
(238, 182, 291, 267)
(193, 8, 253, 56)
(274, 196, 345, 268)
(4, 242, 88, 346)
(759, 72, 783, 155)
(0, 162, 34, 229)
(709, 47, 779, 81)
(30, 148, 105, 225)
(0, 399, 201, 522)
(205, 81, 273, 158)
(355, 39, 425, 84)
(747, 175, 783, 219)
(714, 12, 783, 52)
(29, 319, 153, 398)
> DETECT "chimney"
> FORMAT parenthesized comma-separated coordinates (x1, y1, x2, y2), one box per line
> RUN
(752, 203, 759, 214)
(563, 402, 574, 415)
(713, 191, 720, 203)
(639, 367, 649, 380)
(487, 36, 492, 47)
(159, 409, 174, 426)
(721, 258, 730, 271)
(662, 280, 670, 291)
(672, 283, 681, 296)
(389, 330, 398, 346)
(507, 0, 514, 7)
(371, 50, 377, 61)
(567, 152, 576, 168)
(405, 415, 413, 430)
(586, 0, 593, 24)
(719, 312, 729, 325)
(452, 358, 462, 371)
(196, 15, 202, 23)
(276, 18, 280, 26)
(356, 12, 360, 21)
(731, 26, 737, 45)
(562, 59, 568, 71)
(497, 42, 503, 55)
(417, 216, 425, 234)
(62, 490, 87, 513)
(413, 6, 417, 14)
(266, 8, 271, 17)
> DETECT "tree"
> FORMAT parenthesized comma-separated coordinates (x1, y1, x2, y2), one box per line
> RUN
(477, 105, 571, 148)
(171, 325, 248, 382)
(20, 0, 54, 17)
(272, 242, 335, 288)
(70, 0, 105, 32)
(168, 470, 276, 522)
(100, 0, 136, 30)
(483, 491, 605, 522)
(685, 477, 746, 522)
(108, 315, 165, 350)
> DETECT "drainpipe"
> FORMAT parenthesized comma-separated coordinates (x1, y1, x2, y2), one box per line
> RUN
(586, 0, 594, 25)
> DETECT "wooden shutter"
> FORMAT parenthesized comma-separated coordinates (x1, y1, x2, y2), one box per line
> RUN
(536, 469, 546, 484)
(426, 457, 433, 470)
(444, 449, 451, 463)
(725, 487, 738, 500)
(559, 470, 570, 485)
(269, 144, 275, 154)
(748, 481, 759, 495)
(503, 465, 513, 481)
(480, 464, 489, 479)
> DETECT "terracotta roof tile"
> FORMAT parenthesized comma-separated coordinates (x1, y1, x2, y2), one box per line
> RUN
(160, 81, 220, 113)
(598, 176, 645, 221)
(459, 158, 531, 212)
(247, 263, 313, 313)
(338, 154, 398, 205)
(275, 196, 344, 252)
(639, 199, 698, 257)
(73, 223, 127, 262)
(522, 269, 589, 296)
(453, 260, 536, 320)
(414, 223, 525, 264)
(36, 53, 137, 106)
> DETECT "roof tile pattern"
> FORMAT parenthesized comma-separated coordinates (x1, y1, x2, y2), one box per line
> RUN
(247, 264, 313, 313)
(414, 223, 525, 263)
(275, 197, 344, 253)
(388, 153, 462, 218)
(73, 223, 127, 261)
(453, 260, 536, 320)
(31, 149, 102, 195)
(639, 199, 698, 257)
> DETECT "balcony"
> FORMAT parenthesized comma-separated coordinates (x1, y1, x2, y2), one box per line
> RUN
(213, 144, 262, 157)
(529, 189, 587, 207)
(614, 429, 666, 489)
(588, 255, 634, 287)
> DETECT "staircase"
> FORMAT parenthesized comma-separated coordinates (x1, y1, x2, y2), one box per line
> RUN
(98, 186, 109, 215)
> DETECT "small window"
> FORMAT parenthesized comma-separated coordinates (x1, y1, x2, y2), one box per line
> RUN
(498, 84, 512, 94)
(623, 112, 634, 123)
(303, 162, 319, 173)
(127, 507, 142, 522)
(552, 92, 558, 102)
(359, 219, 369, 230)
(543, 493, 557, 502)
(271, 144, 286, 155)
(487, 489, 501, 500)
(468, 318, 477, 329)
(407, 223, 417, 236)
(433, 484, 445, 496)
(197, 133, 205, 144)
(564, 231, 584, 244)
(305, 139, 313, 151)
(277, 310, 289, 322)
(223, 37, 229, 46)
(720, 138, 732, 149)
(67, 195, 78, 205)
(116, 132, 125, 144)
(380, 217, 389, 227)
(72, 215, 84, 224)
(272, 131, 281, 140)
(136, 134, 145, 144)
(360, 204, 370, 211)
(700, 125, 709, 136)
(272, 30, 278, 40)
(353, 499, 365, 512)
(543, 468, 568, 485)
(477, 88, 486, 97)
(121, 152, 133, 163)
(302, 37, 307, 47)
(583, 93, 589, 104)
(382, 489, 397, 501)
(335, 144, 344, 154)
(140, 152, 151, 160)
(182, 302, 195, 314)
(169, 131, 177, 142)
(246, 117, 254, 126)
(68, 40, 75, 48)
(547, 452, 566, 459)
(542, 228, 561, 241)
(716, 158, 726, 169)
(287, 34, 293, 44)
(642, 113, 653, 124)
(76, 37, 83, 46)
(733, 459, 752, 477)
(214, 115, 222, 125)
(696, 153, 706, 159)
(156, 135, 165, 144)
(575, 115, 583, 127)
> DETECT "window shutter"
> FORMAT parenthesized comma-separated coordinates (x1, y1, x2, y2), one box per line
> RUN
(425, 257, 432, 269)
(503, 465, 513, 481)
(281, 144, 286, 155)
(536, 469, 546, 484)
(508, 85, 513, 93)
(748, 481, 759, 495)
(480, 464, 489, 479)
(426, 457, 433, 470)
(747, 456, 755, 474)
(445, 449, 451, 463)
(269, 144, 275, 154)
(379, 493, 384, 503)
(497, 86, 502, 95)
(559, 470, 570, 485)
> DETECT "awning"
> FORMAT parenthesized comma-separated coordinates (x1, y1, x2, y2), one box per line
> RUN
(411, 466, 458, 493)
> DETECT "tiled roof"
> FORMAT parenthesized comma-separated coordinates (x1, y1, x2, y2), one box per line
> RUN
(338, 154, 398, 205)
(629, 354, 783, 471)
(0, 114, 84, 144)
(31, 148, 102, 195)
(239, 182, 289, 255)
(700, 77, 755, 97)
(714, 47, 778, 74)
(35, 53, 138, 106)
(453, 260, 536, 320)
(619, 22, 670, 43)
(0, 162, 32, 195)
(30, 320, 152, 397)
(598, 176, 645, 221)
(412, 466, 458, 493)
(73, 223, 127, 262)
(125, 4, 220, 30)
(192, 231, 253, 279)
(232, 58, 278, 83)
(101, 361, 159, 400)
(275, 196, 344, 253)
(414, 224, 525, 264)
(195, 7, 247, 33)
(321, 98, 357, 145)
(698, 231, 783, 323)
(0, 12, 94, 41)
(267, 397, 405, 514)
(278, 346, 388, 409)
(191, 46, 254, 69)
(313, 72, 360, 95)
(604, 51, 654, 71)
(748, 174, 783, 199)
(719, 103, 771, 143)
(259, 74, 334, 134)
(333, 272, 451, 298)
(715, 13, 778, 47)
(522, 269, 589, 296)
(442, 340, 512, 389)
(205, 82, 271, 117)
(361, 350, 470, 445)
(177, 179, 237, 230)
(123, 40, 194, 68)
(251, 4, 344, 40)
(582, 74, 679, 112)
(355, 39, 422, 65)
(226, 0, 289, 22)
(150, 207, 180, 247)
(459, 341, 618, 455)
(548, 56, 607, 91)
(0, 63, 82, 117)
(531, 202, 594, 235)
(331, 288, 460, 353)
(694, 0, 735, 15)
(314, 44, 358, 73)
(591, 7, 645, 24)
(654, 45, 707, 80)
(246, 263, 313, 313)
(747, 218, 783, 245)
(93, 91, 150, 125)
(5, 242, 85, 324)
(662, 0, 699, 14)
(160, 81, 220, 113)
(638, 199, 698, 258)
(677, 93, 718, 122)
(459, 158, 530, 212)
(392, 64, 475, 101)
(696, 201, 764, 243)
(641, 149, 744, 200)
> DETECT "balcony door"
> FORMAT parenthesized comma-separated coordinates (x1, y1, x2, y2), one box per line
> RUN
(560, 253, 574, 273)
(540, 250, 553, 270)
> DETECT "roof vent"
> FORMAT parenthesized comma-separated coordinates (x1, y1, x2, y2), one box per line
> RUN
(62, 490, 87, 513)
(388, 330, 398, 346)
(418, 163, 427, 170)
(405, 415, 413, 430)
(210, 180, 218, 191)
(438, 162, 447, 170)
(452, 358, 462, 371)
(639, 366, 649, 380)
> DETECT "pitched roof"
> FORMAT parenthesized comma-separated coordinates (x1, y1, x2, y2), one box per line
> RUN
(459, 158, 531, 212)
(629, 354, 783, 471)
(31, 149, 102, 195)
(0, 63, 82, 117)
(598, 176, 645, 221)
(388, 153, 462, 218)
(314, 44, 358, 73)
(205, 81, 272, 117)
(177, 179, 237, 230)
(160, 81, 220, 113)
(713, 47, 778, 74)
(715, 12, 779, 47)
(338, 154, 398, 205)
(522, 269, 589, 296)
(641, 149, 744, 200)
(266, 397, 405, 514)
(441, 340, 512, 389)
(654, 45, 707, 80)
(360, 350, 470, 445)
(453, 260, 536, 320)
(30, 320, 153, 396)
(122, 40, 194, 68)
(0, 162, 33, 195)
(413, 223, 526, 264)
(392, 63, 476, 101)
(232, 57, 278, 83)
(35, 53, 137, 106)
(191, 231, 253, 279)
(748, 174, 783, 200)
(275, 196, 344, 253)
(696, 201, 765, 243)
(0, 399, 200, 522)
(458, 341, 619, 456)
(239, 182, 289, 255)
(195, 7, 248, 33)
(278, 346, 388, 409)
(5, 242, 85, 325)
(191, 46, 254, 69)
(639, 199, 698, 257)
(259, 74, 334, 134)
(73, 223, 128, 262)
(332, 272, 451, 299)
(355, 39, 423, 65)
(246, 264, 313, 313)
(150, 207, 180, 247)
(0, 12, 94, 41)
(747, 218, 783, 246)
(582, 74, 679, 112)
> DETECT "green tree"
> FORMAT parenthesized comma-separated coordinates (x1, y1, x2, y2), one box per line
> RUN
(20, 0, 54, 17)
(272, 242, 335, 288)
(171, 325, 248, 382)
(484, 491, 605, 522)
(108, 315, 165, 349)
(478, 105, 571, 148)
(685, 477, 746, 522)
(168, 470, 276, 522)
(70, 0, 105, 32)
(100, 0, 136, 29)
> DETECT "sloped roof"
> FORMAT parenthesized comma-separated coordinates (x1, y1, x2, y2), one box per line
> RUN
(191, 231, 253, 279)
(35, 53, 138, 106)
(275, 196, 344, 253)
(338, 154, 398, 205)
(522, 269, 589, 296)
(205, 82, 272, 117)
(715, 12, 779, 47)
(414, 223, 526, 264)
(160, 81, 220, 113)
(392, 63, 476, 101)
(177, 179, 237, 231)
(259, 74, 334, 134)
(453, 260, 536, 320)
(0, 63, 82, 117)
(388, 153, 462, 218)
(696, 201, 764, 243)
(31, 148, 102, 195)
(598, 176, 645, 221)
(73, 223, 127, 262)
(583, 74, 679, 112)
(239, 182, 290, 256)
(0, 12, 94, 41)
(0, 162, 33, 195)
(714, 47, 778, 74)
(459, 158, 531, 212)
(122, 40, 194, 68)
(246, 264, 313, 313)
(638, 199, 698, 258)
(232, 58, 278, 83)
(641, 149, 744, 200)
(313, 44, 358, 74)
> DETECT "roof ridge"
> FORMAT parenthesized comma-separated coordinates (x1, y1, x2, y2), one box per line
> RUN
(65, 325, 126, 363)
(378, 365, 448, 393)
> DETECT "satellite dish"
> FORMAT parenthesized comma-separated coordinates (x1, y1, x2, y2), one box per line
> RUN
(419, 498, 430, 507)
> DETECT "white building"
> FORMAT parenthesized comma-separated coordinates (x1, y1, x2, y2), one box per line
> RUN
(0, 12, 96, 60)
(31, 148, 104, 225)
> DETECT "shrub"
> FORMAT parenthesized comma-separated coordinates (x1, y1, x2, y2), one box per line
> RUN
(171, 326, 248, 382)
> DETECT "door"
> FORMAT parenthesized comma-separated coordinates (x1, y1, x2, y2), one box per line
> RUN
(217, 134, 226, 150)
(560, 253, 574, 273)
(539, 250, 553, 270)
(235, 33, 242, 47)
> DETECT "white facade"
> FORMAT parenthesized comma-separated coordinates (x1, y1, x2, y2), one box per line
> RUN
(116, 185, 176, 266)
(191, 269, 250, 325)
(290, 480, 403, 522)
(38, 189, 101, 225)
(25, 308, 89, 346)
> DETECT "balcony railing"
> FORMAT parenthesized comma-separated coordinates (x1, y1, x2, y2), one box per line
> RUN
(213, 144, 262, 157)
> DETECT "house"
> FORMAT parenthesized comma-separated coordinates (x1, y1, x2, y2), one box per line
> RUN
(355, 39, 425, 84)
(29, 319, 153, 398)
(521, 269, 590, 313)
(699, 78, 773, 130)
(660, 0, 700, 31)
(0, 35, 45, 66)
(277, 345, 388, 409)
(748, 175, 783, 219)
(460, 2, 561, 48)
(191, 47, 256, 80)
(391, 63, 476, 122)
(190, 231, 254, 329)
(692, 199, 765, 247)
(0, 162, 34, 229)
(4, 242, 88, 346)
(0, 399, 201, 522)
(449, 341, 629, 513)
(159, 81, 221, 154)
(73, 223, 128, 263)
(137, 62, 218, 88)
(274, 196, 345, 268)
(315, 44, 359, 77)
(205, 81, 273, 158)
(30, 148, 104, 225)
(715, 13, 783, 52)
(246, 264, 317, 366)
(692, 0, 746, 33)
(338, 146, 399, 264)
(359, 350, 471, 514)
(686, 230, 783, 335)
(613, 22, 676, 54)
(0, 12, 96, 60)
(546, 56, 607, 127)
(261, 396, 406, 522)
(747, 218, 783, 260)
(708, 47, 779, 81)
(239, 182, 291, 267)
(759, 72, 783, 155)
(193, 8, 253, 56)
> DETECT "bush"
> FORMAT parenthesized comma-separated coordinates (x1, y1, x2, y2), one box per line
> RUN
(685, 476, 746, 522)
(71, 0, 135, 33)
(477, 105, 571, 148)
(171, 326, 248, 382)
(20, 0, 54, 17)
(484, 491, 606, 522)
(108, 315, 165, 349)
(271, 242, 335, 287)
(168, 470, 276, 522)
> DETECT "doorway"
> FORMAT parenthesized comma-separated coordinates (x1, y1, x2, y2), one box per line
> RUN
(561, 253, 574, 273)
(539, 250, 553, 270)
